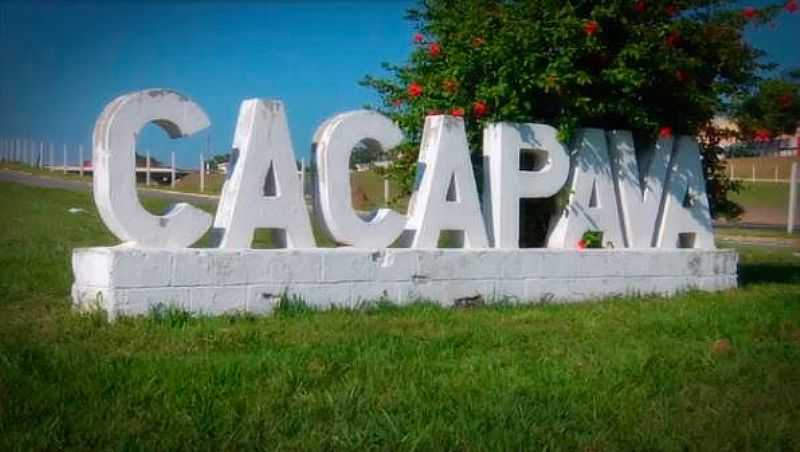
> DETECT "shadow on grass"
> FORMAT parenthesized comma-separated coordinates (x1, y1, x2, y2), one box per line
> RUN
(739, 262, 800, 286)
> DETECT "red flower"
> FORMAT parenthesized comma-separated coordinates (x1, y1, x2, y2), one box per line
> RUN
(428, 42, 442, 58)
(787, 0, 798, 13)
(473, 100, 488, 118)
(413, 33, 424, 44)
(742, 7, 758, 19)
(577, 240, 587, 250)
(471, 36, 486, 47)
(634, 0, 647, 13)
(659, 126, 673, 139)
(675, 69, 689, 82)
(450, 107, 465, 117)
(779, 93, 794, 109)
(443, 79, 459, 94)
(584, 20, 600, 36)
(407, 82, 423, 98)
(665, 31, 681, 48)
(754, 128, 771, 142)
(665, 4, 679, 16)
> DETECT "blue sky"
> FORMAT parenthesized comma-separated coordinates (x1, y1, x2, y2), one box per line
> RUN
(0, 0, 797, 167)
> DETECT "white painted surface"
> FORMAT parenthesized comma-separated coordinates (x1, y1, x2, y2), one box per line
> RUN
(482, 122, 570, 248)
(92, 89, 213, 248)
(406, 115, 489, 248)
(610, 131, 673, 248)
(547, 129, 625, 249)
(213, 99, 315, 249)
(72, 247, 738, 318)
(313, 110, 406, 248)
(655, 136, 714, 249)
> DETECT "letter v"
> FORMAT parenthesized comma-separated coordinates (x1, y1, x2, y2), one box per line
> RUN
(608, 131, 673, 248)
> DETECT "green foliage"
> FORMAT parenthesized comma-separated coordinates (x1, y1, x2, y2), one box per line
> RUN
(207, 152, 230, 171)
(349, 140, 387, 169)
(580, 230, 604, 248)
(733, 73, 800, 142)
(362, 0, 789, 229)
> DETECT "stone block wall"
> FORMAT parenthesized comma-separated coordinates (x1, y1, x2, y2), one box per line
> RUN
(72, 247, 738, 319)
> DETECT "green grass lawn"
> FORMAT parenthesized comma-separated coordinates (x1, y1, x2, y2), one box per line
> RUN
(0, 161, 93, 183)
(729, 181, 792, 212)
(1, 181, 799, 450)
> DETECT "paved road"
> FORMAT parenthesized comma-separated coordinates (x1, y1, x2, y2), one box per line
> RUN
(0, 170, 219, 206)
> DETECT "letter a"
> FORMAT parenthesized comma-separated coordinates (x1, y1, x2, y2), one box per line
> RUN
(405, 116, 488, 248)
(546, 129, 624, 249)
(214, 100, 314, 248)
(655, 136, 714, 249)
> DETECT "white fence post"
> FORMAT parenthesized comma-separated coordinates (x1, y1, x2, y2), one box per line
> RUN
(751, 163, 756, 182)
(200, 151, 205, 193)
(79, 144, 84, 177)
(171, 151, 176, 188)
(38, 141, 44, 169)
(49, 142, 54, 169)
(775, 165, 779, 182)
(789, 162, 798, 234)
(146, 150, 151, 186)
(63, 144, 68, 174)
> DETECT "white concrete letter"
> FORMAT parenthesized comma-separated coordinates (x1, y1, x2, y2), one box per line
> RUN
(92, 89, 212, 248)
(546, 129, 625, 249)
(482, 123, 570, 248)
(609, 131, 673, 248)
(313, 111, 405, 248)
(656, 136, 714, 249)
(214, 100, 314, 249)
(405, 116, 488, 248)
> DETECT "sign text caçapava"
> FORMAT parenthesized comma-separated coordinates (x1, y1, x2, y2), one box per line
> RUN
(92, 89, 713, 250)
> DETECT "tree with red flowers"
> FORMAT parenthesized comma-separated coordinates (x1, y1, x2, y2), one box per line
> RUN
(733, 71, 800, 145)
(362, 0, 788, 242)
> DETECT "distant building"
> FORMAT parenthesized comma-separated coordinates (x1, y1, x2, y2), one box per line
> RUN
(711, 116, 740, 149)
(710, 116, 799, 157)
(354, 160, 392, 172)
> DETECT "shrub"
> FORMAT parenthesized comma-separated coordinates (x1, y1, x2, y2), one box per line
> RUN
(362, 0, 792, 231)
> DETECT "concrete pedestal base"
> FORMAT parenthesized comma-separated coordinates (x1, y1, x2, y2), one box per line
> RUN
(71, 247, 738, 319)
